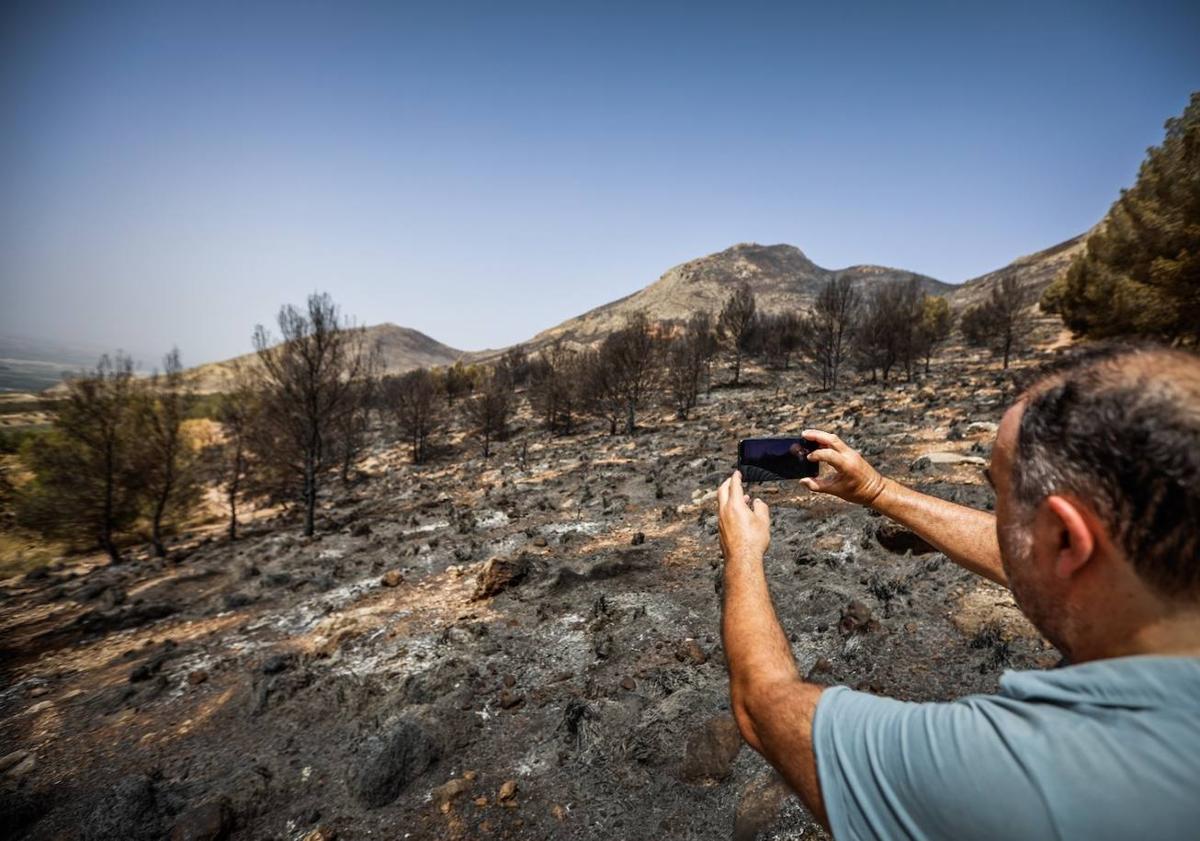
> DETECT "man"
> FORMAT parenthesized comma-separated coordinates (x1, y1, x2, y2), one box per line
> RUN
(717, 344, 1200, 839)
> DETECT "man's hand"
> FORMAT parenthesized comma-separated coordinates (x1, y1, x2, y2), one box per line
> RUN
(718, 470, 770, 563)
(800, 428, 888, 506)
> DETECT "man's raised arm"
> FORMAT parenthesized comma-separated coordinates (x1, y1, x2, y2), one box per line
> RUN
(800, 429, 1008, 587)
(718, 470, 830, 829)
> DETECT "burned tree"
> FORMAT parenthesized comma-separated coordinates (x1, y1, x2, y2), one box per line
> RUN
(17, 354, 145, 563)
(961, 274, 1033, 369)
(718, 282, 758, 385)
(463, 369, 511, 457)
(607, 312, 660, 435)
(854, 277, 923, 382)
(664, 312, 716, 419)
(757, 312, 804, 371)
(916, 295, 954, 374)
(800, 276, 860, 390)
(216, 361, 260, 541)
(252, 292, 373, 537)
(140, 348, 201, 557)
(386, 367, 442, 464)
(582, 346, 625, 436)
(331, 343, 380, 483)
(528, 340, 583, 434)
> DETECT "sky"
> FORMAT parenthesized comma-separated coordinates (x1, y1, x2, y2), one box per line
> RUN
(2, 1, 1198, 367)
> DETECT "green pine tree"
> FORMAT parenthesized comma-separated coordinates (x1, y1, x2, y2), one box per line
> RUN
(1042, 92, 1200, 344)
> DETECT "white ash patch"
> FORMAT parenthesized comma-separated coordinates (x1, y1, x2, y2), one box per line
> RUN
(540, 520, 603, 537)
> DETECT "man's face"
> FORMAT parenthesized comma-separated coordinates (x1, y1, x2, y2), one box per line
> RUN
(990, 401, 1073, 655)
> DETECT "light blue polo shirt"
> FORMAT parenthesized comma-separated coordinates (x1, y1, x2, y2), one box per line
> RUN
(813, 655, 1200, 840)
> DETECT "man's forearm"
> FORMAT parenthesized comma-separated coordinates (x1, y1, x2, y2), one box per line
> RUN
(721, 547, 829, 827)
(722, 548, 800, 734)
(872, 478, 1007, 586)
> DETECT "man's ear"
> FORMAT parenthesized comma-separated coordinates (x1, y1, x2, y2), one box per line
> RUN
(1044, 495, 1096, 579)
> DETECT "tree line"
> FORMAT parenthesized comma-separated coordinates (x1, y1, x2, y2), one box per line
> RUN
(14, 271, 1050, 560)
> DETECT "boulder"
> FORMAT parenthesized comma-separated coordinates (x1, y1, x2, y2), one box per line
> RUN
(472, 554, 530, 601)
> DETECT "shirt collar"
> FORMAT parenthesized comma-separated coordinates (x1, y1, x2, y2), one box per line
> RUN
(999, 655, 1200, 710)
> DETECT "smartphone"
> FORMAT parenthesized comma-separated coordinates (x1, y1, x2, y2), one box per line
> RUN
(737, 436, 819, 482)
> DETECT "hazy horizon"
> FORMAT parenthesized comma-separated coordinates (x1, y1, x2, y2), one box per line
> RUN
(3, 0, 1199, 367)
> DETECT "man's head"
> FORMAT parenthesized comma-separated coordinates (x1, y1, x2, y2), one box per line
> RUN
(989, 343, 1200, 659)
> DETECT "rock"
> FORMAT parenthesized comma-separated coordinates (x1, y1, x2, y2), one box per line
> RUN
(733, 773, 793, 841)
(679, 715, 743, 783)
(630, 531, 645, 546)
(432, 777, 473, 808)
(262, 654, 293, 675)
(0, 750, 30, 773)
(351, 521, 372, 537)
(910, 451, 987, 472)
(300, 828, 336, 841)
(498, 689, 524, 709)
(839, 600, 877, 635)
(223, 592, 256, 609)
(967, 421, 999, 434)
(23, 565, 50, 582)
(531, 536, 548, 547)
(675, 639, 707, 665)
(82, 774, 167, 841)
(167, 797, 233, 841)
(350, 716, 442, 808)
(875, 520, 936, 555)
(472, 554, 530, 601)
(380, 570, 404, 587)
(3, 751, 35, 779)
(497, 779, 518, 806)
(188, 670, 209, 685)
(620, 676, 636, 691)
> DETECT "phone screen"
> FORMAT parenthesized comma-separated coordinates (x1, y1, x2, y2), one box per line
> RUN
(738, 437, 819, 481)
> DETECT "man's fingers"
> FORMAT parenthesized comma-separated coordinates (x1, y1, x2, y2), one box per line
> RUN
(802, 428, 849, 453)
(800, 477, 818, 492)
(743, 494, 751, 506)
(717, 476, 730, 509)
(808, 448, 849, 471)
(752, 498, 769, 520)
(730, 469, 744, 500)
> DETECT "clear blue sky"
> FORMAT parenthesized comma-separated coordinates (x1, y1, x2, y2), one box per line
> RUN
(2, 0, 1198, 366)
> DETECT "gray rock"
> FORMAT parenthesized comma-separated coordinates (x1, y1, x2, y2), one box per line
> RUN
(679, 715, 743, 783)
(82, 775, 167, 841)
(167, 797, 234, 841)
(350, 716, 443, 807)
(875, 520, 936, 555)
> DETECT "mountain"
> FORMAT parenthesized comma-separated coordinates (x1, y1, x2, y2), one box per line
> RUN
(186, 323, 464, 392)
(943, 233, 1089, 313)
(522, 243, 952, 349)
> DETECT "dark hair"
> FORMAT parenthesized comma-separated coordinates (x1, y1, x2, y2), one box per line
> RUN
(1011, 342, 1200, 597)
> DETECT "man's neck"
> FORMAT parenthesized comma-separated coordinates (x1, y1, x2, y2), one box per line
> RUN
(1078, 605, 1200, 662)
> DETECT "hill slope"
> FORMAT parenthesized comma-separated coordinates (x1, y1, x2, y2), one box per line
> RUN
(187, 323, 464, 392)
(943, 233, 1088, 313)
(522, 243, 951, 349)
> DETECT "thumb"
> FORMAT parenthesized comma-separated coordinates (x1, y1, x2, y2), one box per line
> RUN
(800, 478, 819, 493)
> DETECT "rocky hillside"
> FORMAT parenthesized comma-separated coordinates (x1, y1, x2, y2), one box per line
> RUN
(186, 323, 465, 392)
(943, 233, 1089, 313)
(522, 243, 952, 350)
(0, 350, 1052, 841)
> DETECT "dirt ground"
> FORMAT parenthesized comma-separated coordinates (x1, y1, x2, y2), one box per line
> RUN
(0, 350, 1059, 841)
